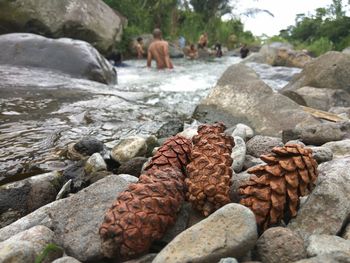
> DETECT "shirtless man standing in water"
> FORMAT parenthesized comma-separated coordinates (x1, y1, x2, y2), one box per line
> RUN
(147, 28, 173, 69)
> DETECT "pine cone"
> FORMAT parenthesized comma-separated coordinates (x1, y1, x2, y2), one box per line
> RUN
(99, 136, 192, 260)
(186, 123, 234, 216)
(239, 143, 318, 231)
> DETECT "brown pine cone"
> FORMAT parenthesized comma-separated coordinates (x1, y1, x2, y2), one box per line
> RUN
(99, 136, 192, 260)
(239, 143, 318, 231)
(186, 123, 234, 216)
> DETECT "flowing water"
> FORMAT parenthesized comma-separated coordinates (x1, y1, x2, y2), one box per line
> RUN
(0, 56, 301, 184)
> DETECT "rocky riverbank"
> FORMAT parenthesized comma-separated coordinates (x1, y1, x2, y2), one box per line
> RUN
(1, 36, 350, 262)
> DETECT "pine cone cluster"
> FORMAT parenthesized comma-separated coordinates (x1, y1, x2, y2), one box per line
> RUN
(239, 143, 318, 231)
(186, 123, 234, 216)
(99, 136, 191, 260)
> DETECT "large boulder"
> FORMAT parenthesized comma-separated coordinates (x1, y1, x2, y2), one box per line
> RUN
(281, 52, 350, 95)
(0, 33, 117, 84)
(0, 0, 124, 54)
(258, 42, 312, 68)
(193, 63, 319, 137)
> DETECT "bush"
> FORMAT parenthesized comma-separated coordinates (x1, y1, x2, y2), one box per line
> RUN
(306, 37, 334, 56)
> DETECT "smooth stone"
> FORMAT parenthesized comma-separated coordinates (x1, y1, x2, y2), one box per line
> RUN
(288, 157, 350, 240)
(52, 257, 82, 263)
(85, 153, 107, 174)
(117, 157, 148, 177)
(309, 146, 333, 163)
(0, 175, 132, 262)
(73, 137, 105, 157)
(322, 139, 350, 158)
(0, 241, 36, 263)
(117, 174, 138, 183)
(218, 258, 239, 263)
(156, 120, 184, 138)
(231, 136, 247, 173)
(231, 123, 254, 141)
(246, 135, 283, 158)
(306, 235, 350, 257)
(152, 204, 257, 263)
(255, 227, 306, 263)
(294, 252, 350, 263)
(243, 155, 266, 170)
(111, 136, 148, 163)
(230, 171, 252, 203)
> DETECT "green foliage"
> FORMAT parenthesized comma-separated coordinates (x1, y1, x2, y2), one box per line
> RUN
(305, 37, 334, 56)
(34, 243, 63, 263)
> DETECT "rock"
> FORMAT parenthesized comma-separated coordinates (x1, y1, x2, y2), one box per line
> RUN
(309, 146, 333, 163)
(62, 160, 87, 192)
(243, 155, 266, 170)
(293, 252, 350, 263)
(231, 123, 255, 141)
(329, 106, 350, 119)
(0, 241, 36, 263)
(242, 53, 267, 64)
(230, 171, 252, 203)
(117, 174, 139, 183)
(0, 0, 124, 54)
(0, 33, 117, 84)
(246, 135, 283, 158)
(52, 257, 82, 263)
(282, 86, 350, 111)
(156, 120, 184, 138)
(282, 121, 350, 145)
(288, 157, 350, 240)
(231, 136, 247, 173)
(282, 51, 350, 94)
(84, 153, 107, 174)
(111, 136, 148, 163)
(0, 171, 63, 228)
(255, 227, 306, 263)
(117, 157, 148, 177)
(55, 179, 72, 200)
(343, 47, 350, 55)
(0, 225, 62, 263)
(306, 235, 350, 257)
(123, 253, 157, 263)
(73, 137, 105, 157)
(322, 139, 350, 158)
(193, 63, 319, 137)
(0, 175, 132, 262)
(152, 204, 258, 263)
(169, 42, 185, 58)
(218, 258, 239, 263)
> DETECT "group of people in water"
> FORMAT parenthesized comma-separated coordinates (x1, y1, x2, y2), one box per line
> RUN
(133, 28, 249, 69)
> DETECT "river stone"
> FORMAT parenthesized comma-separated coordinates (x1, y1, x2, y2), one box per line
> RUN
(246, 135, 283, 158)
(322, 139, 350, 158)
(84, 153, 107, 174)
(218, 258, 238, 263)
(309, 146, 333, 163)
(62, 160, 87, 192)
(117, 157, 148, 177)
(230, 171, 252, 203)
(193, 63, 319, 137)
(73, 137, 105, 157)
(231, 136, 246, 173)
(306, 235, 350, 257)
(0, 33, 116, 84)
(282, 121, 350, 145)
(0, 225, 61, 261)
(231, 123, 255, 141)
(255, 227, 306, 263)
(243, 155, 266, 170)
(0, 241, 36, 263)
(282, 86, 350, 111)
(294, 252, 350, 263)
(156, 119, 184, 138)
(0, 0, 124, 54)
(282, 51, 350, 94)
(0, 174, 131, 262)
(111, 136, 148, 163)
(0, 171, 63, 228)
(152, 204, 258, 263)
(52, 257, 82, 263)
(288, 157, 350, 240)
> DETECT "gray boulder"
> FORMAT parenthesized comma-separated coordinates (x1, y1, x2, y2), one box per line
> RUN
(306, 235, 350, 257)
(309, 146, 333, 163)
(152, 204, 257, 263)
(282, 86, 350, 111)
(0, 174, 132, 262)
(288, 157, 350, 240)
(255, 227, 306, 263)
(322, 139, 350, 158)
(193, 63, 319, 137)
(0, 171, 63, 228)
(282, 51, 350, 94)
(0, 0, 124, 54)
(343, 224, 350, 240)
(0, 33, 117, 84)
(342, 47, 350, 55)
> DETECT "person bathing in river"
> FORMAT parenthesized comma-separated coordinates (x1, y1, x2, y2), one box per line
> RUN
(147, 28, 173, 69)
(135, 37, 145, 59)
(187, 44, 198, 60)
(197, 32, 208, 49)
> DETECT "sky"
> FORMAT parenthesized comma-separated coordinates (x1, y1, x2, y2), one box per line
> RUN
(232, 0, 336, 36)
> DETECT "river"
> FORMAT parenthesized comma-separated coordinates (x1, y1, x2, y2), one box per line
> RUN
(0, 56, 301, 184)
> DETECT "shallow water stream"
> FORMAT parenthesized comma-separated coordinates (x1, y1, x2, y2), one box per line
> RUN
(0, 56, 300, 184)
